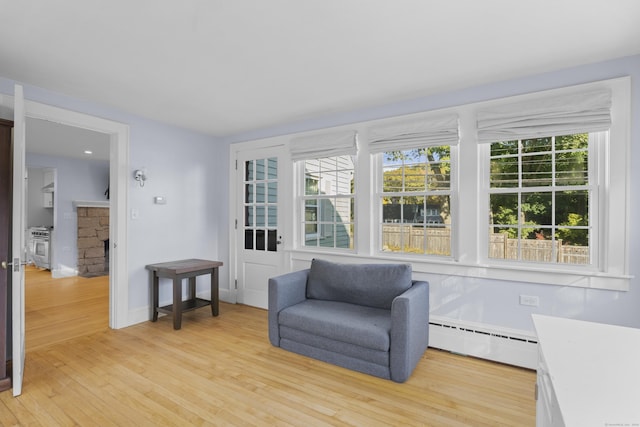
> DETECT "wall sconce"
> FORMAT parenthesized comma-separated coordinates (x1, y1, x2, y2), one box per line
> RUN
(133, 169, 147, 187)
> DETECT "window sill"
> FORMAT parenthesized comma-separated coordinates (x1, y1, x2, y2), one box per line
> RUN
(453, 262, 631, 291)
(290, 249, 631, 291)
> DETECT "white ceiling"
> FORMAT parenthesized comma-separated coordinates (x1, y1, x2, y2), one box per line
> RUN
(1, 0, 640, 143)
(26, 117, 110, 161)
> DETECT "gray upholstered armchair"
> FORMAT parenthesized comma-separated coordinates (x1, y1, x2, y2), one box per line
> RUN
(268, 259, 429, 383)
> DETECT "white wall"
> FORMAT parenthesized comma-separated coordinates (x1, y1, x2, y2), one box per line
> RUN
(25, 167, 53, 228)
(224, 55, 640, 333)
(126, 121, 228, 310)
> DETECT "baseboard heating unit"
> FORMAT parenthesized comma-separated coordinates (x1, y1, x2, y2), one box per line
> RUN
(428, 316, 538, 370)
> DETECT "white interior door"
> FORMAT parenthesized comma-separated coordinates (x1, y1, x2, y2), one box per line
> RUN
(235, 146, 286, 309)
(12, 84, 26, 396)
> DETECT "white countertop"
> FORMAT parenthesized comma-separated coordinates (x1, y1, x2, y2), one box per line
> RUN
(533, 314, 640, 427)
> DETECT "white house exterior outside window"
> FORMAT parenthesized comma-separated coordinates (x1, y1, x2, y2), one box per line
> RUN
(291, 130, 357, 250)
(302, 156, 355, 249)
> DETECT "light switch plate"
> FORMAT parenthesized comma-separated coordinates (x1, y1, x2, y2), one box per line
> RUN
(520, 295, 540, 307)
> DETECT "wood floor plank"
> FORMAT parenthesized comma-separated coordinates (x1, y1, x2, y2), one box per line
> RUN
(0, 267, 537, 426)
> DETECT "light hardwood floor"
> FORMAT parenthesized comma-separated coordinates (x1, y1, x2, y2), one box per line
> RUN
(23, 266, 110, 351)
(1, 268, 536, 426)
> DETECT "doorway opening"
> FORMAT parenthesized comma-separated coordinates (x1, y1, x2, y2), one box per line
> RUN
(24, 100, 129, 331)
(25, 118, 112, 349)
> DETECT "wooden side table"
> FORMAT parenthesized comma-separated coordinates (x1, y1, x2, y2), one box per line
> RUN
(146, 259, 223, 330)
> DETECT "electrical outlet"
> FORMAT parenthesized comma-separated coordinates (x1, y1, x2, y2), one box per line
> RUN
(520, 295, 539, 307)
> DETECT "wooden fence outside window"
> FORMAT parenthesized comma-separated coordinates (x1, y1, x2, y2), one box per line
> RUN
(381, 225, 589, 264)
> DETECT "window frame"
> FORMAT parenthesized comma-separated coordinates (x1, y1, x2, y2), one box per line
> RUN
(481, 132, 601, 271)
(470, 78, 630, 290)
(375, 145, 457, 259)
(288, 77, 630, 291)
(298, 155, 357, 251)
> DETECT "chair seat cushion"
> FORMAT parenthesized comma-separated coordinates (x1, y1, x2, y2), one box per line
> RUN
(278, 299, 391, 351)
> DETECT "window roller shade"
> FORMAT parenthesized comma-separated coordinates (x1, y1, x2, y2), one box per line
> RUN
(477, 89, 612, 143)
(368, 114, 459, 153)
(290, 130, 357, 161)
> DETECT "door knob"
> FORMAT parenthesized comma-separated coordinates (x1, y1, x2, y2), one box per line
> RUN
(2, 259, 25, 271)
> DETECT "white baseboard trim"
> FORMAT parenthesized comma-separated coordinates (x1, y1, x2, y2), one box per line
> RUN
(126, 306, 151, 327)
(122, 289, 238, 329)
(429, 315, 538, 370)
(51, 266, 78, 278)
(125, 306, 537, 369)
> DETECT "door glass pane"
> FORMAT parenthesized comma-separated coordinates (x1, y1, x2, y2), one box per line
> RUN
(267, 230, 277, 252)
(256, 206, 265, 227)
(245, 160, 253, 181)
(268, 206, 277, 227)
(243, 156, 278, 252)
(244, 230, 253, 250)
(267, 158, 278, 179)
(268, 182, 277, 203)
(256, 183, 265, 203)
(256, 229, 265, 250)
(245, 184, 253, 203)
(256, 159, 265, 180)
(245, 206, 253, 226)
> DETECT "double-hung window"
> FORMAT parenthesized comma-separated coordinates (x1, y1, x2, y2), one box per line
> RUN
(291, 130, 357, 250)
(370, 114, 459, 257)
(487, 133, 598, 265)
(478, 89, 614, 270)
(283, 77, 628, 290)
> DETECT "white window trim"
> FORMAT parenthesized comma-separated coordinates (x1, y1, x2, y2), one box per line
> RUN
(295, 158, 357, 252)
(367, 77, 629, 291)
(286, 77, 630, 291)
(469, 77, 630, 290)
(477, 133, 602, 272)
(374, 145, 458, 260)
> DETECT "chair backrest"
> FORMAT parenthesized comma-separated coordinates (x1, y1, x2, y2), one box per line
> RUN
(306, 258, 412, 309)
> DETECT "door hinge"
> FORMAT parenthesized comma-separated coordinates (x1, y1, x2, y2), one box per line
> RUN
(235, 159, 238, 170)
(234, 279, 238, 289)
(235, 219, 237, 229)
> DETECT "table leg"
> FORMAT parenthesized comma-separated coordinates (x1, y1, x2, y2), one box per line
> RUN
(173, 278, 182, 330)
(152, 273, 159, 322)
(211, 267, 219, 316)
(188, 276, 196, 301)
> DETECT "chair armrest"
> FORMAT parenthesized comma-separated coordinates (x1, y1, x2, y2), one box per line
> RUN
(389, 280, 430, 382)
(268, 269, 309, 346)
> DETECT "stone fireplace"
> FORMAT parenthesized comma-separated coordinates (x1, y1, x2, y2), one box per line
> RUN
(77, 206, 109, 277)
